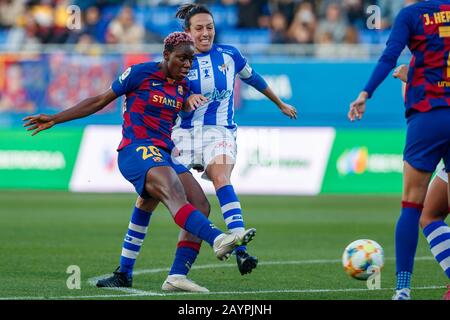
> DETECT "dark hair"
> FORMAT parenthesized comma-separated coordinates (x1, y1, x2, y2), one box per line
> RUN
(175, 3, 213, 30)
(163, 31, 194, 52)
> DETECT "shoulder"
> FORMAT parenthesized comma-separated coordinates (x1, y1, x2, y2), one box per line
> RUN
(130, 61, 158, 74)
(125, 62, 157, 80)
(214, 44, 243, 57)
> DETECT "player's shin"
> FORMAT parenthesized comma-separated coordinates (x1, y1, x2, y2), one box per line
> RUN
(395, 201, 422, 289)
(423, 220, 450, 279)
(169, 240, 201, 276)
(120, 206, 152, 276)
(217, 184, 246, 253)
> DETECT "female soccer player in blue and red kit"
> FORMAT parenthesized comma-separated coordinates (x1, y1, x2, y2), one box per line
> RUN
(349, 0, 450, 300)
(23, 32, 256, 288)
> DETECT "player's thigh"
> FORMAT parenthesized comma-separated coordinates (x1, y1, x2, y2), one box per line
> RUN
(421, 174, 449, 228)
(145, 165, 187, 213)
(202, 126, 237, 180)
(172, 127, 199, 168)
(177, 172, 210, 216)
(118, 143, 173, 199)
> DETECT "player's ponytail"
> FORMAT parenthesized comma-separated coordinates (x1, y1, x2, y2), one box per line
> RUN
(175, 3, 213, 30)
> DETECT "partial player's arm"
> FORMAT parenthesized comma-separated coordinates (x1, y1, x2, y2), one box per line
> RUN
(349, 7, 412, 121)
(393, 64, 408, 83)
(184, 94, 208, 112)
(238, 64, 297, 119)
(23, 89, 117, 135)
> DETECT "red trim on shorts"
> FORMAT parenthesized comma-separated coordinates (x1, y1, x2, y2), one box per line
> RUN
(177, 241, 201, 252)
(174, 204, 196, 228)
(401, 201, 424, 210)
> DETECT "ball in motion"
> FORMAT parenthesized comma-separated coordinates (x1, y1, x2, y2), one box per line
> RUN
(342, 239, 384, 280)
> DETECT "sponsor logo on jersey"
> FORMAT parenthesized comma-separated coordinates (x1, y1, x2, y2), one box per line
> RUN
(119, 67, 131, 83)
(187, 69, 198, 80)
(204, 88, 232, 102)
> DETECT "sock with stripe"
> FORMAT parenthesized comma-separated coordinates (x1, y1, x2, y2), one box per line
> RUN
(395, 201, 422, 289)
(217, 185, 246, 253)
(119, 207, 152, 277)
(423, 220, 450, 279)
(169, 241, 201, 276)
(174, 204, 222, 246)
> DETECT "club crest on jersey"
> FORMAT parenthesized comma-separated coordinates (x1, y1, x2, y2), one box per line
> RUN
(218, 63, 229, 75)
(177, 85, 183, 95)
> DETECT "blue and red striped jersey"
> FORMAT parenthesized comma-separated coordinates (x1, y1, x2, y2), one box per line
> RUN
(364, 0, 450, 116)
(111, 62, 190, 151)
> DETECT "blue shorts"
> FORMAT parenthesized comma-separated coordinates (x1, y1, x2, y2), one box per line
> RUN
(404, 107, 450, 172)
(118, 143, 189, 198)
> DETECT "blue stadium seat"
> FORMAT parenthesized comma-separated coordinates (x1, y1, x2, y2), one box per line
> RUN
(209, 5, 238, 31)
(358, 28, 391, 44)
(0, 29, 9, 44)
(218, 29, 270, 47)
(141, 6, 182, 37)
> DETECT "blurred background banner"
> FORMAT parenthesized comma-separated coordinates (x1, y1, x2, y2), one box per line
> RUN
(0, 0, 417, 194)
(0, 128, 83, 190)
(321, 130, 405, 194)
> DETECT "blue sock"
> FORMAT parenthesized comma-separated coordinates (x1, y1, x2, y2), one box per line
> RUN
(217, 185, 246, 253)
(169, 242, 200, 276)
(119, 207, 152, 276)
(395, 201, 422, 289)
(423, 220, 450, 279)
(174, 204, 222, 246)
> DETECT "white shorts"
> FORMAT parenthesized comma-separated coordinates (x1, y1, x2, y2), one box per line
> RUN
(171, 125, 237, 180)
(435, 163, 449, 183)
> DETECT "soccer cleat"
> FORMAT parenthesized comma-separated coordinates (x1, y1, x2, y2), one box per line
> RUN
(236, 250, 258, 275)
(213, 228, 256, 261)
(392, 288, 411, 300)
(96, 267, 132, 288)
(161, 275, 209, 293)
(443, 285, 450, 300)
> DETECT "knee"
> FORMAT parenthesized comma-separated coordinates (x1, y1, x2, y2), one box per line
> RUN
(135, 196, 154, 212)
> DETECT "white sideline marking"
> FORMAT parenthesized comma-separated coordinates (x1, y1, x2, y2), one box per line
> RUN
(1, 285, 446, 300)
(0, 256, 441, 300)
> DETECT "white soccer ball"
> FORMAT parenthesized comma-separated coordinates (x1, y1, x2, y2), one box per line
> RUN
(342, 239, 384, 280)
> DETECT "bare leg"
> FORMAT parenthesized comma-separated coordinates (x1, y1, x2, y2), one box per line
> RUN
(420, 175, 449, 228)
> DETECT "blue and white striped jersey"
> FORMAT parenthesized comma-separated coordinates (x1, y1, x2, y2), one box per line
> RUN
(175, 44, 253, 129)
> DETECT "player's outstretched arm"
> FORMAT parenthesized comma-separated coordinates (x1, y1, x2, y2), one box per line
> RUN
(23, 89, 117, 135)
(237, 61, 297, 119)
(348, 91, 368, 121)
(261, 86, 297, 120)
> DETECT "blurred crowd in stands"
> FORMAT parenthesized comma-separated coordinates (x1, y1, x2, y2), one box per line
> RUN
(0, 0, 419, 50)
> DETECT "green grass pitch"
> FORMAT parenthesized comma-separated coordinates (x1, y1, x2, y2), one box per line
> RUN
(0, 191, 447, 300)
